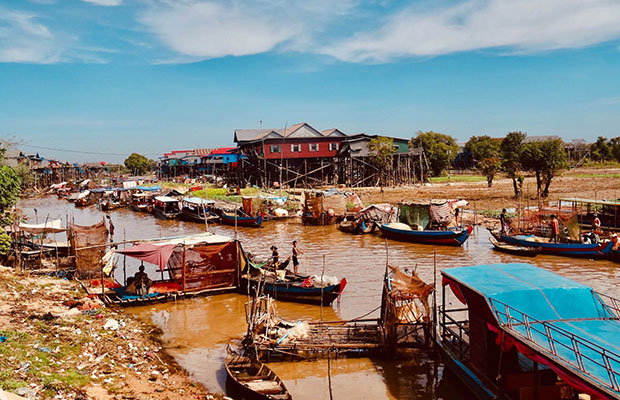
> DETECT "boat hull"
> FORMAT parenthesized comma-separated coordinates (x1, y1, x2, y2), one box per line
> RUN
(225, 350, 291, 400)
(379, 224, 473, 246)
(499, 234, 615, 258)
(241, 276, 346, 305)
(436, 341, 495, 400)
(489, 236, 539, 257)
(153, 208, 181, 220)
(221, 213, 263, 228)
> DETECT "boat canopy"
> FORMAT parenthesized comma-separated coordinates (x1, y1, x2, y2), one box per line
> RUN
(443, 263, 620, 399)
(134, 185, 161, 192)
(68, 190, 90, 200)
(118, 233, 232, 271)
(560, 197, 620, 207)
(154, 196, 180, 203)
(11, 219, 66, 234)
(183, 197, 215, 205)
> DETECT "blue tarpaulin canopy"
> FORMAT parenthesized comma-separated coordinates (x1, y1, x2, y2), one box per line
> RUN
(443, 263, 620, 398)
(134, 185, 161, 191)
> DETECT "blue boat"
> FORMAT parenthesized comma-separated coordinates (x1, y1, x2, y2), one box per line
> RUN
(439, 263, 620, 400)
(379, 224, 473, 246)
(496, 232, 615, 258)
(220, 212, 263, 228)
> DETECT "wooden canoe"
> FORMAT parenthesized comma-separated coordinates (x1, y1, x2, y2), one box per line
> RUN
(225, 347, 291, 400)
(489, 236, 540, 257)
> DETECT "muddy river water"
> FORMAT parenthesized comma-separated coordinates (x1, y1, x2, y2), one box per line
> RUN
(18, 196, 620, 399)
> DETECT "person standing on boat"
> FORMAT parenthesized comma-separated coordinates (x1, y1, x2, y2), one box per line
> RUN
(292, 241, 304, 274)
(592, 214, 602, 243)
(499, 209, 509, 234)
(106, 215, 115, 243)
(270, 246, 279, 269)
(454, 208, 460, 227)
(550, 214, 560, 243)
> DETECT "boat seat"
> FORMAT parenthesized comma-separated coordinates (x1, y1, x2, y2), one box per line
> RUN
(245, 380, 283, 394)
(237, 375, 270, 382)
(269, 394, 291, 399)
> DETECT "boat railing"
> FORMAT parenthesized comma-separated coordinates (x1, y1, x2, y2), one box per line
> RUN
(438, 306, 470, 360)
(489, 298, 620, 393)
(593, 291, 620, 318)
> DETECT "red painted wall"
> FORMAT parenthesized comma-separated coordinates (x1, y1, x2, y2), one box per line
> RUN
(243, 138, 345, 160)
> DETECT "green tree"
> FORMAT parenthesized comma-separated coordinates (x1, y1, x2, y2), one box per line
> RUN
(500, 131, 526, 198)
(124, 153, 155, 175)
(412, 131, 459, 177)
(520, 139, 567, 198)
(464, 135, 501, 165)
(478, 157, 501, 187)
(590, 136, 612, 162)
(368, 137, 396, 187)
(0, 165, 21, 214)
(13, 163, 34, 189)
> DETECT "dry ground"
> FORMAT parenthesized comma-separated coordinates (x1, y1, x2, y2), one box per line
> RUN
(0, 266, 220, 400)
(352, 167, 620, 211)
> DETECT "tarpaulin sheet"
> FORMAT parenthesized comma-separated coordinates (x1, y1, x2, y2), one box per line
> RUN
(117, 243, 177, 271)
(430, 202, 453, 226)
(323, 194, 346, 215)
(399, 203, 430, 228)
(17, 219, 65, 234)
(167, 242, 238, 290)
(444, 263, 620, 398)
(70, 219, 108, 278)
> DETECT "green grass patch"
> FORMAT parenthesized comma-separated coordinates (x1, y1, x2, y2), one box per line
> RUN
(430, 175, 487, 183)
(570, 173, 620, 179)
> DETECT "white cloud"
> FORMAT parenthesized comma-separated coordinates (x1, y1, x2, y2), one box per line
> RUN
(0, 7, 63, 63)
(321, 0, 620, 62)
(81, 0, 122, 6)
(139, 0, 358, 60)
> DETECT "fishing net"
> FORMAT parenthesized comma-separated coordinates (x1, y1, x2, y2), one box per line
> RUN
(69, 218, 108, 279)
(518, 208, 580, 241)
(388, 265, 434, 317)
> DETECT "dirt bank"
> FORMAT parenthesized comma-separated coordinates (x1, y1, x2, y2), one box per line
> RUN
(352, 168, 620, 211)
(0, 266, 219, 400)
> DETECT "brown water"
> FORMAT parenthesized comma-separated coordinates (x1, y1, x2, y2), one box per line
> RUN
(18, 196, 620, 399)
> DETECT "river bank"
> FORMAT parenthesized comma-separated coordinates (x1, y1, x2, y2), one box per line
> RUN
(0, 266, 217, 400)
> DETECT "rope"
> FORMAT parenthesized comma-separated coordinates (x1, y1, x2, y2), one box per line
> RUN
(327, 349, 334, 400)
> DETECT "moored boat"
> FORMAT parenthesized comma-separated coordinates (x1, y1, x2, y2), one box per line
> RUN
(438, 263, 620, 400)
(220, 212, 263, 228)
(130, 192, 155, 213)
(379, 223, 473, 246)
(153, 196, 181, 220)
(488, 235, 540, 257)
(181, 197, 219, 223)
(225, 346, 291, 400)
(496, 232, 615, 258)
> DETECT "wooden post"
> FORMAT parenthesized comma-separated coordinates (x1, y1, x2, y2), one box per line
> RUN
(181, 244, 186, 293)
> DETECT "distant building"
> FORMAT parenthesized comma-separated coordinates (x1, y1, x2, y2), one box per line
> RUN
(337, 133, 410, 158)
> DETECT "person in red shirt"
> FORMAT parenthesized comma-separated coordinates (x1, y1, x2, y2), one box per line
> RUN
(550, 214, 560, 243)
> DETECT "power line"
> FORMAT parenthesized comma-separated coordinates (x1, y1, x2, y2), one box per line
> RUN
(20, 144, 160, 157)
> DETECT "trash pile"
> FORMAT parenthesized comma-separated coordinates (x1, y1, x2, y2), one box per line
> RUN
(0, 266, 215, 399)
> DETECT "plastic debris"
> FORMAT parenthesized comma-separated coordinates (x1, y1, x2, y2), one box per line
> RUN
(103, 319, 120, 331)
(16, 362, 31, 373)
(0, 335, 7, 343)
(37, 346, 51, 353)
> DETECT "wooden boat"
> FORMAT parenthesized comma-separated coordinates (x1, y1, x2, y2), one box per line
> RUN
(153, 196, 181, 220)
(379, 223, 473, 246)
(181, 197, 220, 223)
(439, 263, 620, 400)
(131, 192, 154, 213)
(225, 347, 291, 400)
(100, 199, 124, 211)
(338, 218, 375, 234)
(241, 268, 346, 305)
(220, 212, 263, 228)
(488, 236, 539, 257)
(495, 232, 615, 258)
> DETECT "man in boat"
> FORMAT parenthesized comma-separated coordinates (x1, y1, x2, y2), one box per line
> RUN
(499, 209, 510, 234)
(592, 214, 602, 243)
(292, 240, 304, 274)
(106, 215, 115, 243)
(454, 208, 460, 227)
(550, 214, 560, 243)
(270, 245, 279, 269)
(127, 265, 151, 297)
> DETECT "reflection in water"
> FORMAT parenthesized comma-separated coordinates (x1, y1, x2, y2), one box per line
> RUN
(18, 197, 620, 399)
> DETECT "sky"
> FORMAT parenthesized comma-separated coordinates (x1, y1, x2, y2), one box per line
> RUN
(1, 0, 620, 163)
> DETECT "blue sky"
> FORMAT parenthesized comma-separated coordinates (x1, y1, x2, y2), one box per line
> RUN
(1, 0, 620, 163)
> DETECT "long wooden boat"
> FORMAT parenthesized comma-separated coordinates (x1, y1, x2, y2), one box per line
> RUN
(225, 347, 291, 400)
(439, 263, 620, 400)
(241, 269, 346, 305)
(379, 224, 473, 246)
(181, 197, 220, 223)
(100, 199, 125, 211)
(131, 193, 154, 213)
(153, 196, 181, 220)
(221, 212, 263, 228)
(488, 236, 539, 257)
(496, 232, 615, 258)
(338, 219, 375, 234)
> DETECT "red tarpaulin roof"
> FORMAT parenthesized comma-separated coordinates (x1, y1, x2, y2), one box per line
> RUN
(117, 243, 177, 271)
